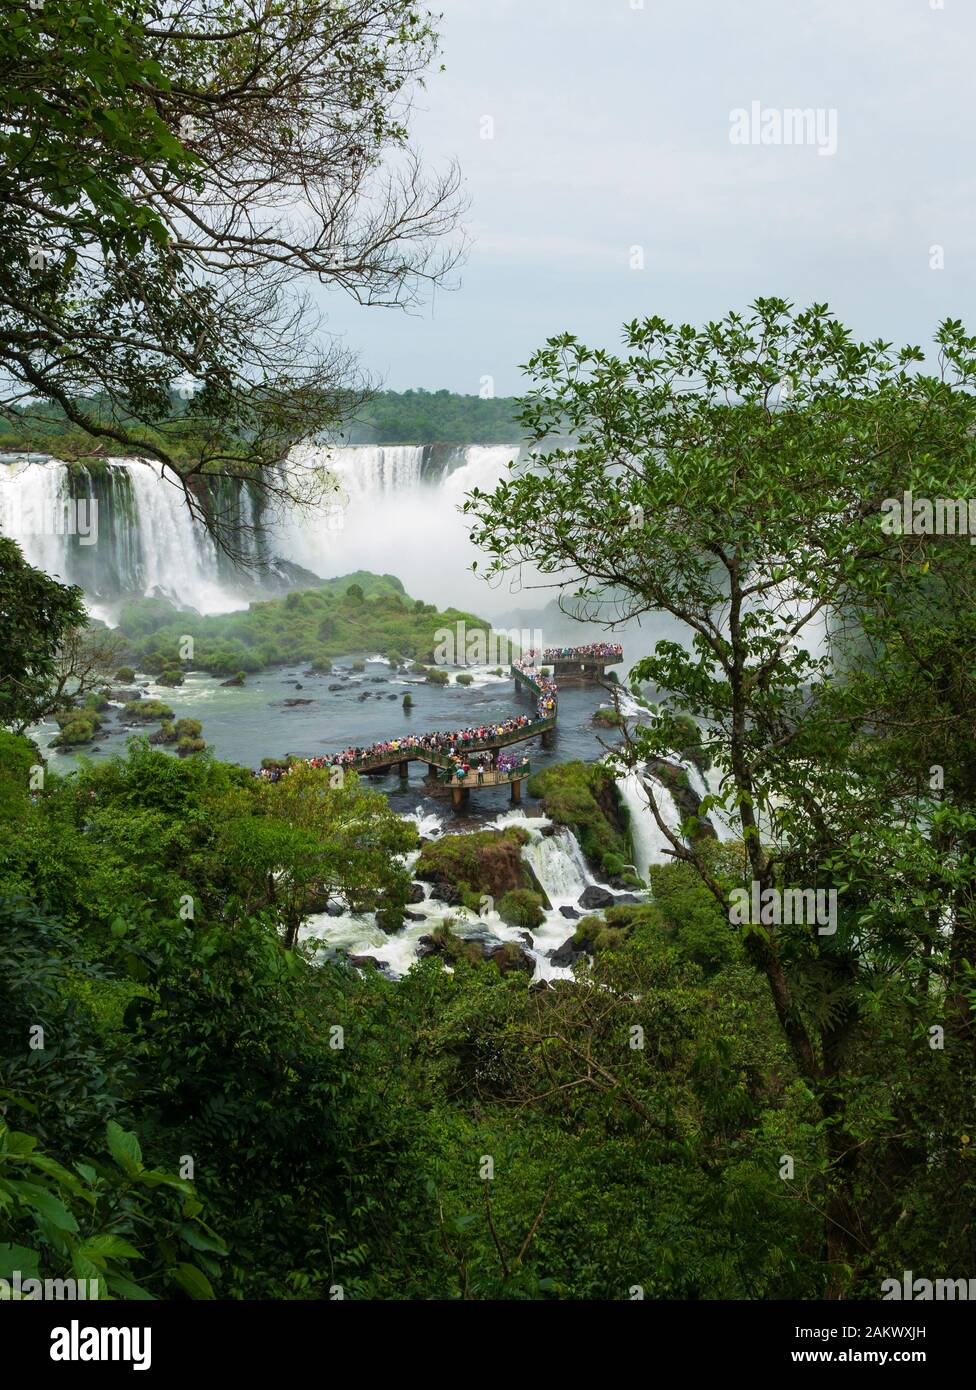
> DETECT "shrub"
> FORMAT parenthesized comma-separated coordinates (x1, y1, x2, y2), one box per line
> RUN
(114, 667, 135, 682)
(177, 737, 207, 756)
(175, 718, 202, 738)
(425, 668, 449, 686)
(158, 668, 185, 687)
(53, 718, 96, 746)
(497, 889, 546, 930)
(123, 700, 174, 723)
(455, 673, 474, 686)
(351, 660, 366, 673)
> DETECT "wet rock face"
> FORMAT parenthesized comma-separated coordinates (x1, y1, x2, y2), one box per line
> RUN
(578, 884, 615, 910)
(559, 905, 581, 920)
(645, 756, 717, 841)
(548, 935, 588, 968)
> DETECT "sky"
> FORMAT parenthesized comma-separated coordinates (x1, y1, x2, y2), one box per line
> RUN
(319, 0, 975, 398)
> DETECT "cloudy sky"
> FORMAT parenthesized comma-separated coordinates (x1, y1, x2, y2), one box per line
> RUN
(322, 0, 974, 397)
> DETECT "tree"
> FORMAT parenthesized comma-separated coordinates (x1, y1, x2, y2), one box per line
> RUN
(213, 761, 417, 948)
(0, 0, 464, 554)
(0, 536, 87, 731)
(465, 300, 976, 1295)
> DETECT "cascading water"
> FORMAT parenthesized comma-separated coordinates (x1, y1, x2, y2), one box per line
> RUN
(273, 443, 522, 617)
(616, 768, 684, 879)
(0, 455, 270, 613)
(300, 806, 633, 983)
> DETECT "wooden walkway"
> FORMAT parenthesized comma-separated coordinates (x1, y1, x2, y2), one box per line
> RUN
(263, 648, 621, 809)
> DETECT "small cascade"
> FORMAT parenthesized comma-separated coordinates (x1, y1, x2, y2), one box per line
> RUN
(616, 768, 684, 879)
(299, 813, 624, 984)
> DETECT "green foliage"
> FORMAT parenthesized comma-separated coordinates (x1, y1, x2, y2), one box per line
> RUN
(0, 1116, 223, 1300)
(157, 669, 185, 687)
(344, 389, 523, 444)
(497, 889, 546, 930)
(122, 699, 174, 723)
(455, 672, 474, 686)
(528, 761, 633, 878)
(110, 573, 495, 677)
(0, 537, 86, 732)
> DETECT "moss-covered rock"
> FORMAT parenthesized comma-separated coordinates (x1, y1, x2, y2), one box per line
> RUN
(158, 668, 185, 687)
(122, 699, 174, 723)
(497, 888, 546, 930)
(528, 760, 635, 882)
(52, 717, 98, 747)
(416, 827, 536, 910)
(593, 705, 623, 727)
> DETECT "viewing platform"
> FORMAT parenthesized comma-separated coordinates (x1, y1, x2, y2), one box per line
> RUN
(541, 644, 623, 688)
(258, 643, 621, 809)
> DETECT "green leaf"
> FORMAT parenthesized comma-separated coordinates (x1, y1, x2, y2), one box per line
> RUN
(179, 1223, 227, 1255)
(107, 1274, 157, 1300)
(0, 1243, 40, 1280)
(106, 1121, 143, 1176)
(80, 1234, 142, 1261)
(172, 1262, 215, 1300)
(10, 1182, 78, 1232)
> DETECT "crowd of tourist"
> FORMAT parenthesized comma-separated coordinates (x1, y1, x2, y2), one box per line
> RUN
(541, 642, 623, 662)
(256, 708, 550, 783)
(256, 646, 623, 785)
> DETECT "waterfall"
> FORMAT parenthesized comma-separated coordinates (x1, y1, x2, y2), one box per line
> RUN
(523, 826, 593, 905)
(122, 461, 229, 612)
(616, 768, 684, 879)
(3, 443, 531, 618)
(0, 459, 77, 583)
(274, 443, 522, 616)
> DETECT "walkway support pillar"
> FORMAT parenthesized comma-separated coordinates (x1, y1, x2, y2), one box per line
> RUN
(510, 778, 522, 805)
(398, 760, 409, 779)
(541, 728, 554, 749)
(451, 786, 463, 811)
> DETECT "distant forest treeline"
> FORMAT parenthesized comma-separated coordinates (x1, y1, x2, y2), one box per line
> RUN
(0, 390, 526, 459)
(342, 389, 524, 444)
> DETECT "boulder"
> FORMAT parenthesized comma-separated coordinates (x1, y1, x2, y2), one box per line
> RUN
(347, 954, 389, 971)
(559, 906, 581, 920)
(484, 942, 534, 976)
(578, 884, 615, 910)
(283, 698, 313, 707)
(549, 935, 588, 968)
(221, 673, 246, 687)
(106, 687, 140, 702)
(324, 901, 346, 918)
(407, 882, 426, 904)
(328, 683, 344, 692)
